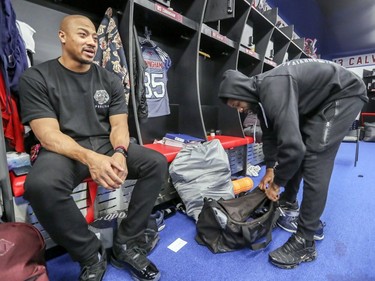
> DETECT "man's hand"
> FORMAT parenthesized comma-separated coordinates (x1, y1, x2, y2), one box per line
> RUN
(265, 182, 280, 202)
(112, 152, 128, 184)
(259, 168, 274, 191)
(86, 153, 126, 190)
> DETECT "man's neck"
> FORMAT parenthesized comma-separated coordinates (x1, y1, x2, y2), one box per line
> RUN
(58, 57, 91, 73)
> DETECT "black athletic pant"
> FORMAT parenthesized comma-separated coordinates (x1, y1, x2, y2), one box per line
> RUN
(281, 96, 365, 241)
(24, 139, 168, 263)
(280, 167, 303, 204)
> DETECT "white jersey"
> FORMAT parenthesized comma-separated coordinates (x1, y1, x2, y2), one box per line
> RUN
(140, 38, 172, 118)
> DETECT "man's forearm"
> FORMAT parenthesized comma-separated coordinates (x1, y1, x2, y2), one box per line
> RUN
(37, 129, 96, 166)
(109, 114, 130, 150)
(110, 127, 129, 150)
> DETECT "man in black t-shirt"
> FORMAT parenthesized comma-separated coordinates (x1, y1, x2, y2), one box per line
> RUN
(19, 15, 167, 281)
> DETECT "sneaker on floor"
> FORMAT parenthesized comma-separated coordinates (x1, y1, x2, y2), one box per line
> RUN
(269, 234, 317, 269)
(79, 246, 107, 281)
(150, 211, 165, 232)
(277, 209, 326, 240)
(161, 206, 177, 219)
(143, 228, 160, 254)
(111, 242, 161, 281)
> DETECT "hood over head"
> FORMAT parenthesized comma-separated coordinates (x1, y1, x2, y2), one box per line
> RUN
(218, 69, 259, 104)
(218, 69, 269, 128)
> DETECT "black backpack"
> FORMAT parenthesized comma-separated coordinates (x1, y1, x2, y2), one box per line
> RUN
(195, 187, 280, 253)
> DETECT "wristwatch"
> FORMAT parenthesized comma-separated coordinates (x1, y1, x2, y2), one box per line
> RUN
(114, 146, 128, 158)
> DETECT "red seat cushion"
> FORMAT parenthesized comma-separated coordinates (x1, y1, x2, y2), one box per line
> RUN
(9, 172, 98, 223)
(207, 135, 248, 149)
(144, 143, 182, 163)
(245, 136, 254, 144)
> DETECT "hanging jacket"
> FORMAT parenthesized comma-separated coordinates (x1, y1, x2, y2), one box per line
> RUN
(94, 7, 131, 105)
(132, 25, 148, 121)
(0, 0, 27, 152)
(94, 7, 148, 121)
(0, 0, 29, 96)
(1, 70, 24, 152)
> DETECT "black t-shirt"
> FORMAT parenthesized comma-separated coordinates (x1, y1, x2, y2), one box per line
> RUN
(19, 59, 127, 140)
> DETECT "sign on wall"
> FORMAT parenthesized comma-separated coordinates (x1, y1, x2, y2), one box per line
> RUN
(333, 53, 375, 68)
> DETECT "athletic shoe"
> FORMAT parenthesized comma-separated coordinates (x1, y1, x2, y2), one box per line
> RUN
(143, 228, 160, 254)
(111, 242, 161, 281)
(277, 209, 326, 240)
(161, 206, 177, 219)
(269, 234, 317, 269)
(150, 211, 165, 231)
(79, 246, 107, 281)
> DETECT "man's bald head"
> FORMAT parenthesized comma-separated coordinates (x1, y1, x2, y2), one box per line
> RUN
(59, 15, 95, 32)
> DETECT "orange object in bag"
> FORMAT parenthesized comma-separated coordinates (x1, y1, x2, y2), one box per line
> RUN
(232, 177, 254, 195)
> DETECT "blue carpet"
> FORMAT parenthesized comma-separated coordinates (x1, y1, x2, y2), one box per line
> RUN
(47, 142, 375, 281)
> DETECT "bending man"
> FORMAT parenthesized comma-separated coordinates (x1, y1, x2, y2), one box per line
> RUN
(218, 59, 367, 269)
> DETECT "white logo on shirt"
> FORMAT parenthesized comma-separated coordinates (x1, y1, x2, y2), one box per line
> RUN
(94, 90, 109, 105)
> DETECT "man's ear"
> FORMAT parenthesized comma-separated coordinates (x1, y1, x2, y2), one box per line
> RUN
(58, 30, 66, 44)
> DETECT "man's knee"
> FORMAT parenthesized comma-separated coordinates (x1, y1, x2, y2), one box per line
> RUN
(149, 151, 168, 176)
(23, 173, 49, 202)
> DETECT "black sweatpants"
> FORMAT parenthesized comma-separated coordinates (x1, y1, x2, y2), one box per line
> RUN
(24, 139, 168, 263)
(282, 96, 365, 241)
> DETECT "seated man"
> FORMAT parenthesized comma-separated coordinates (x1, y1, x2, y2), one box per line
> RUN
(18, 15, 167, 281)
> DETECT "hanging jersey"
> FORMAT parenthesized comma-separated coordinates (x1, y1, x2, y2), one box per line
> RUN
(140, 39, 171, 118)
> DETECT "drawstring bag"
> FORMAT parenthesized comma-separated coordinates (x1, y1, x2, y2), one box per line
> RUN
(195, 187, 280, 253)
(169, 139, 235, 222)
(0, 222, 49, 280)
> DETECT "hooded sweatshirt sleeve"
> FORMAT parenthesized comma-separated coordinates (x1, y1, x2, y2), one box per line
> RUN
(258, 75, 306, 187)
(259, 114, 278, 169)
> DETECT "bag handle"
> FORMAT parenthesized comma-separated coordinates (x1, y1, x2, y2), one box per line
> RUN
(241, 224, 272, 251)
(241, 202, 281, 251)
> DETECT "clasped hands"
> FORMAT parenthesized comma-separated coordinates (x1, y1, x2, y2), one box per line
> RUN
(87, 152, 128, 190)
(258, 168, 280, 202)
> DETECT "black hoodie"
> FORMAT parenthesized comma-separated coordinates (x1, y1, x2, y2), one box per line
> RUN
(218, 59, 368, 186)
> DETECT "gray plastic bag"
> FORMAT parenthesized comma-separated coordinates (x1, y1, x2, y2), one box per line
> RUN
(169, 139, 235, 222)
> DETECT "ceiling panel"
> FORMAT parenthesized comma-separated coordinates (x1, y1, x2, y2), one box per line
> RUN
(268, 0, 375, 59)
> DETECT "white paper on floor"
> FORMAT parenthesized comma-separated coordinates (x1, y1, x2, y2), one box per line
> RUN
(167, 238, 187, 253)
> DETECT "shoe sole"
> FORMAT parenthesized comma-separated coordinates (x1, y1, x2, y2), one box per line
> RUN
(276, 222, 325, 241)
(269, 251, 317, 269)
(158, 224, 166, 232)
(110, 255, 161, 281)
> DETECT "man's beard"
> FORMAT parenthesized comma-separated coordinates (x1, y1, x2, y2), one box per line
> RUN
(79, 58, 93, 65)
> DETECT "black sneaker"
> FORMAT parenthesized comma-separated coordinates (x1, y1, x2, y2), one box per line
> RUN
(142, 228, 160, 254)
(277, 209, 326, 240)
(111, 242, 161, 281)
(79, 246, 107, 281)
(150, 210, 166, 231)
(269, 234, 317, 269)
